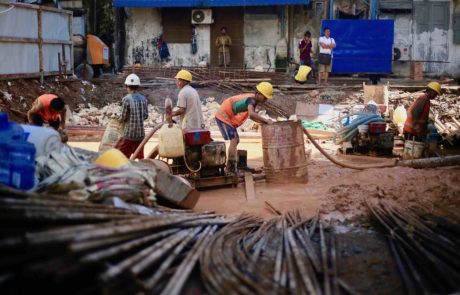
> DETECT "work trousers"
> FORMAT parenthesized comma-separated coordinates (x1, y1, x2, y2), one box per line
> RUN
(218, 52, 231, 67)
(30, 113, 60, 130)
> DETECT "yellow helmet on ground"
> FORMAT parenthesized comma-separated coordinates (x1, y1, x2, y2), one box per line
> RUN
(175, 69, 192, 82)
(94, 148, 130, 168)
(256, 82, 273, 100)
(427, 82, 441, 95)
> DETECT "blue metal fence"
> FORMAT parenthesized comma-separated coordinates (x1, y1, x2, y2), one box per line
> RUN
(321, 20, 394, 74)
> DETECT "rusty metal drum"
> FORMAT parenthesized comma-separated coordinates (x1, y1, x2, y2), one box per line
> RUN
(262, 121, 308, 183)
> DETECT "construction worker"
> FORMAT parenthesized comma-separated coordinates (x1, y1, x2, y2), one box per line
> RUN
(215, 82, 275, 173)
(216, 27, 232, 67)
(294, 65, 312, 84)
(403, 82, 441, 141)
(114, 73, 148, 159)
(168, 69, 204, 130)
(28, 94, 67, 131)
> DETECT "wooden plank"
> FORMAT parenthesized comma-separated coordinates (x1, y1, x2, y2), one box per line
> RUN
(244, 172, 256, 202)
(0, 37, 39, 44)
(0, 71, 71, 80)
(0, 37, 71, 45)
(38, 7, 43, 77)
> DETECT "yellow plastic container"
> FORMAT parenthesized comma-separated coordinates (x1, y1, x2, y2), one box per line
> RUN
(393, 105, 407, 125)
(159, 124, 185, 158)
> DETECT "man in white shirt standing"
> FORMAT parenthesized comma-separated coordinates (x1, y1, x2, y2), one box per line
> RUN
(318, 27, 336, 85)
(168, 69, 204, 130)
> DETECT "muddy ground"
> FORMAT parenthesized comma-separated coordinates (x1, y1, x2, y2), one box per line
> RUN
(3, 76, 459, 294)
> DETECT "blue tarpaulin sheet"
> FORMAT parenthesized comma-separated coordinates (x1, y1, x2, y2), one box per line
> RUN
(114, 0, 309, 7)
(321, 20, 394, 74)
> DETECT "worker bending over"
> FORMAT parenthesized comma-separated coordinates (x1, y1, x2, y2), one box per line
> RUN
(168, 70, 204, 129)
(114, 73, 148, 159)
(403, 82, 441, 141)
(215, 82, 274, 173)
(28, 94, 67, 131)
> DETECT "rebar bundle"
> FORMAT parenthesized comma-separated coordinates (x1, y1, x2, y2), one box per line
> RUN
(367, 199, 460, 295)
(0, 185, 230, 294)
(201, 211, 354, 295)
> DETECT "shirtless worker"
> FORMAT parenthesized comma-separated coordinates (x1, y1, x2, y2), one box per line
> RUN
(215, 82, 275, 173)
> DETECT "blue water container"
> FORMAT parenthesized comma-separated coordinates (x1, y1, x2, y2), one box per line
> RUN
(8, 140, 36, 162)
(10, 161, 35, 190)
(0, 112, 24, 142)
(0, 159, 10, 186)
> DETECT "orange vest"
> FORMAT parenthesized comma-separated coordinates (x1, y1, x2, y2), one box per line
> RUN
(215, 93, 255, 127)
(403, 95, 430, 138)
(37, 94, 60, 122)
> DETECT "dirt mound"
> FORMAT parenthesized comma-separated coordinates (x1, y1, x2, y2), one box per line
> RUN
(320, 165, 460, 223)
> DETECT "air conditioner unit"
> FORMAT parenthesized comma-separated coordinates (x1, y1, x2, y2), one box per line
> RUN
(393, 45, 410, 61)
(191, 9, 213, 24)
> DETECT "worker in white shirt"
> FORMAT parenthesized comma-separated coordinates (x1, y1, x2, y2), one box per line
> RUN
(318, 27, 336, 85)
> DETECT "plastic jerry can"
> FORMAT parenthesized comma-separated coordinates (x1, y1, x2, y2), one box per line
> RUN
(158, 124, 185, 158)
(10, 161, 35, 190)
(392, 105, 407, 125)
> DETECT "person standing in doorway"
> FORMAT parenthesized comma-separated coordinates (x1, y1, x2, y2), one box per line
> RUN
(318, 27, 336, 85)
(168, 69, 204, 130)
(114, 73, 148, 159)
(216, 27, 232, 67)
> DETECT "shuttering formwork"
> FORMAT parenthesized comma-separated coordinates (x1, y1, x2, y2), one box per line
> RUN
(0, 2, 73, 80)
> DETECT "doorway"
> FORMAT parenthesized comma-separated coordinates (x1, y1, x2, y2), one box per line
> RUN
(210, 8, 245, 68)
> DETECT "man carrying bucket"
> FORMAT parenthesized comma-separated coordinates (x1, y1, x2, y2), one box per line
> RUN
(215, 82, 275, 173)
(403, 82, 441, 141)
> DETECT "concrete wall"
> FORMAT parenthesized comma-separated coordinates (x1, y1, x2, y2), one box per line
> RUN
(124, 8, 210, 67)
(381, 2, 460, 77)
(168, 25, 210, 67)
(243, 13, 281, 69)
(380, 12, 413, 77)
(292, 6, 322, 64)
(446, 3, 460, 77)
(125, 8, 162, 65)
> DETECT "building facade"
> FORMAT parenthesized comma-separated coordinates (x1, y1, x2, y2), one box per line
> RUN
(113, 0, 460, 77)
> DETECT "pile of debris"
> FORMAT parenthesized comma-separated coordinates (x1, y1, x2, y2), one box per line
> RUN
(68, 98, 261, 133)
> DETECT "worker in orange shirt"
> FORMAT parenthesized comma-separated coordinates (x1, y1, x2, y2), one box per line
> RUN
(403, 82, 441, 141)
(215, 82, 274, 173)
(28, 94, 67, 131)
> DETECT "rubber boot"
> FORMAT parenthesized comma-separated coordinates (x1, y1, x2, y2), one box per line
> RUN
(227, 160, 237, 174)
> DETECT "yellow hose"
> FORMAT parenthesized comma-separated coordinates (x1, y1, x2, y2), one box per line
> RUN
(130, 122, 164, 160)
(302, 126, 398, 170)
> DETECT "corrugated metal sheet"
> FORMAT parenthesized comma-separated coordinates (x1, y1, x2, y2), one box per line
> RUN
(321, 20, 394, 74)
(379, 0, 412, 11)
(113, 0, 309, 7)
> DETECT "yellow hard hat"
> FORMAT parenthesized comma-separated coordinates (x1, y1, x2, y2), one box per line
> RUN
(427, 82, 441, 95)
(256, 82, 273, 100)
(94, 148, 130, 168)
(175, 69, 192, 82)
(295, 65, 312, 83)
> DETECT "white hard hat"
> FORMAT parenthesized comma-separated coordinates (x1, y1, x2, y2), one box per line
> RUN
(125, 73, 141, 86)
